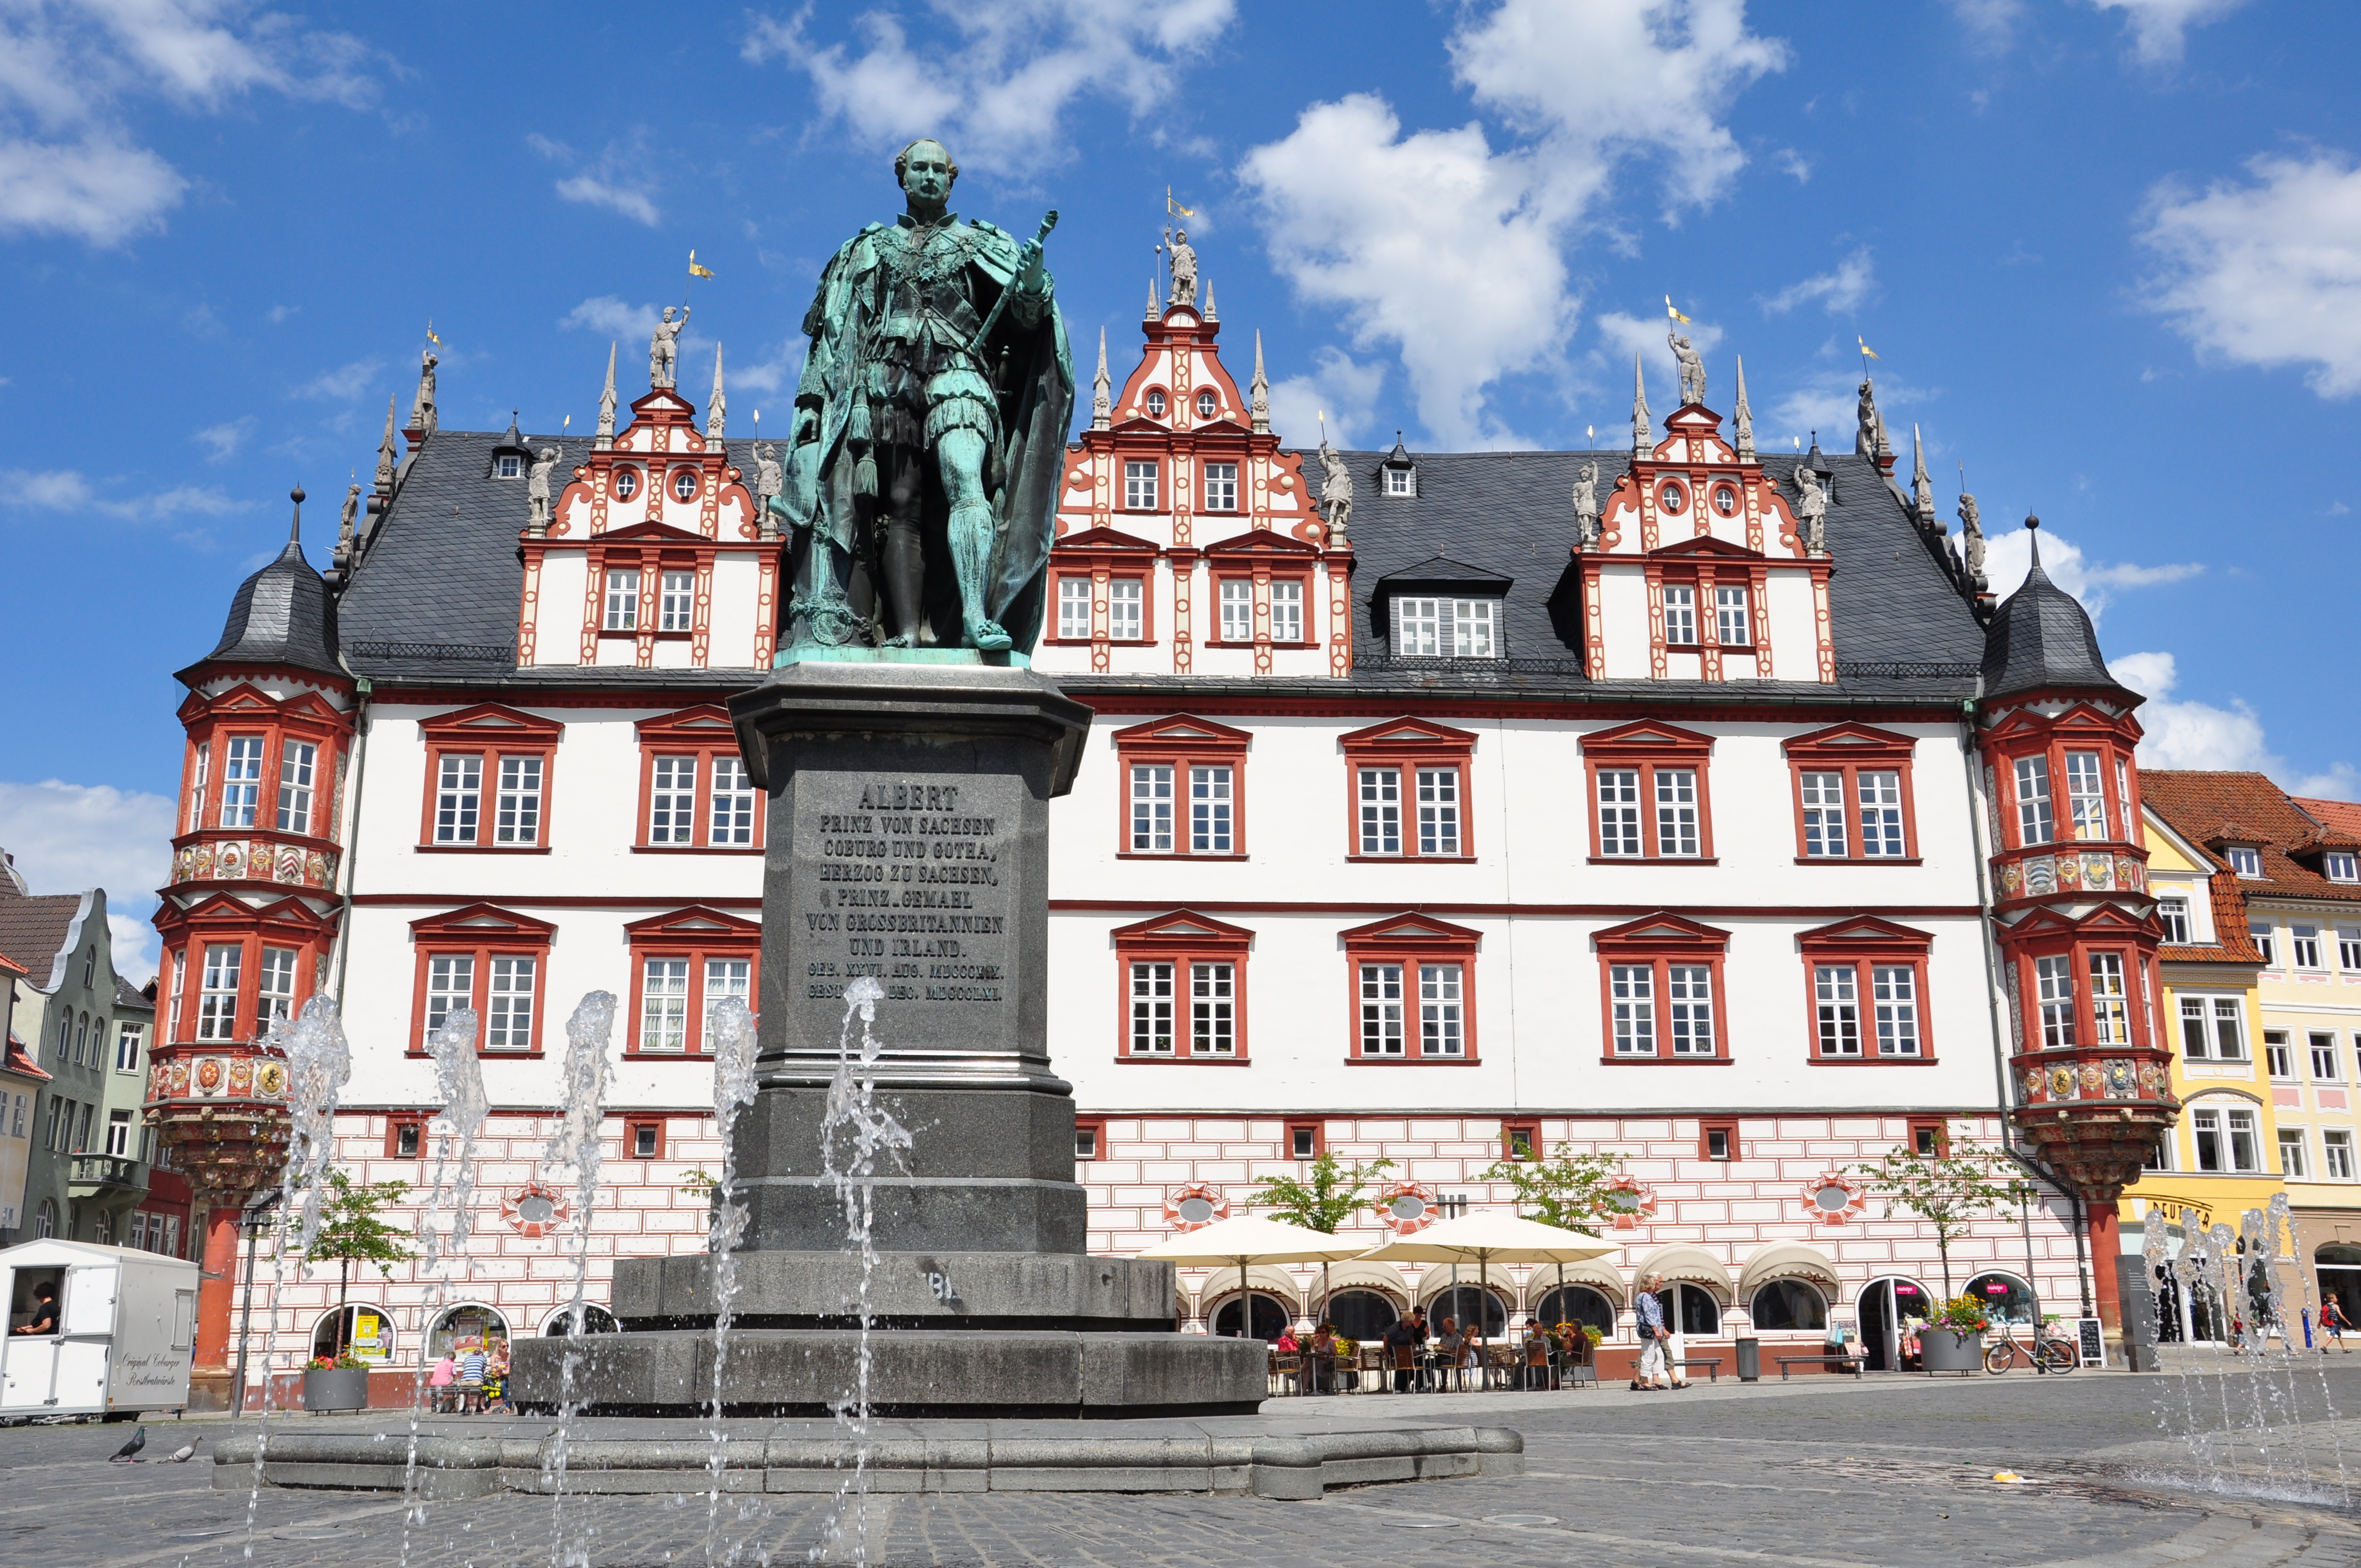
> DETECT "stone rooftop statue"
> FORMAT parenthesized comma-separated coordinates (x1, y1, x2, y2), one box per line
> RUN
(1669, 324, 1706, 406)
(648, 306, 689, 390)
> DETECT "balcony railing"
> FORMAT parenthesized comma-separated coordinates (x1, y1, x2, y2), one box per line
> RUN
(67, 1153, 149, 1198)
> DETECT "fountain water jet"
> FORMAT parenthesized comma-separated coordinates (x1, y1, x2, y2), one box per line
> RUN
(539, 990, 617, 1568)
(702, 995, 760, 1567)
(398, 1006, 487, 1568)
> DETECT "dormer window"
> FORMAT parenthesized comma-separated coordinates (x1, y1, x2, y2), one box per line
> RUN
(1379, 434, 1418, 497)
(1385, 468, 1412, 497)
(2228, 846, 2263, 878)
(496, 455, 523, 479)
(1392, 597, 1498, 658)
(1145, 389, 1167, 417)
(2326, 852, 2358, 883)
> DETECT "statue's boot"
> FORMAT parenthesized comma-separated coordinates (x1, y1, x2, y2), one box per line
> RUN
(947, 501, 1011, 651)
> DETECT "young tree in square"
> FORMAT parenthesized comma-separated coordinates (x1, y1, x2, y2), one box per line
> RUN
(1481, 1142, 1631, 1231)
(300, 1170, 413, 1335)
(1853, 1130, 2035, 1297)
(1251, 1150, 1397, 1321)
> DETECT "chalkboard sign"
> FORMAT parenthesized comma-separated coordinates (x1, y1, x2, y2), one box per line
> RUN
(2075, 1316, 2106, 1366)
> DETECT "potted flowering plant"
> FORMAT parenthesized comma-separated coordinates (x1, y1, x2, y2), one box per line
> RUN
(1921, 1294, 1990, 1373)
(303, 1351, 371, 1412)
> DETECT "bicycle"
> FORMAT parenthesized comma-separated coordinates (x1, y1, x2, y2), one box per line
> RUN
(1983, 1316, 2077, 1374)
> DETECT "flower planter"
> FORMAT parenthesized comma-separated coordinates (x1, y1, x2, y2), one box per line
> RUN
(1921, 1329, 1984, 1373)
(302, 1367, 369, 1412)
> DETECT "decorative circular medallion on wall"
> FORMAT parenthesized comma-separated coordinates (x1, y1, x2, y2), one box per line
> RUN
(194, 1058, 224, 1095)
(1371, 1178, 1441, 1234)
(2049, 1065, 2076, 1097)
(1801, 1170, 1868, 1225)
(1596, 1174, 1659, 1231)
(254, 1061, 287, 1097)
(1163, 1182, 1228, 1232)
(613, 467, 641, 502)
(227, 1059, 253, 1095)
(503, 1183, 570, 1239)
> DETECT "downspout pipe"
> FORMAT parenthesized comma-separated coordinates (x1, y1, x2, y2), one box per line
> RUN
(1960, 699, 2093, 1317)
(331, 677, 372, 1004)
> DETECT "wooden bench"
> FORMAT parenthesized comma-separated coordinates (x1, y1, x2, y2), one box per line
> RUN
(1671, 1357, 1722, 1383)
(1776, 1352, 1864, 1380)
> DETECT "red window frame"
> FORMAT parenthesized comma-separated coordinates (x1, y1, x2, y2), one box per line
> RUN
(1112, 910, 1253, 1064)
(153, 891, 335, 1047)
(2004, 906, 2159, 1056)
(1592, 913, 1732, 1064)
(406, 903, 556, 1057)
(1340, 717, 1479, 862)
(385, 1113, 428, 1159)
(1043, 526, 1161, 649)
(1112, 714, 1250, 859)
(1206, 569, 1316, 647)
(1783, 722, 1922, 863)
(1341, 912, 1482, 1065)
(1580, 720, 1717, 864)
(624, 1116, 667, 1160)
(634, 705, 766, 853)
(622, 906, 761, 1058)
(1699, 1118, 1739, 1161)
(1500, 1118, 1539, 1162)
(1286, 1120, 1326, 1160)
(1907, 1117, 1951, 1157)
(1655, 568, 1756, 651)
(416, 703, 563, 852)
(1797, 916, 1938, 1065)
(1984, 703, 2141, 853)
(1119, 453, 1163, 510)
(1074, 1115, 1106, 1161)
(176, 682, 349, 845)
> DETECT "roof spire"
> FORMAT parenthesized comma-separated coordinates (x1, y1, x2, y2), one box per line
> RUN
(1631, 352, 1652, 459)
(1732, 354, 1754, 460)
(708, 344, 726, 440)
(595, 341, 618, 449)
(1091, 326, 1112, 431)
(1146, 271, 1160, 319)
(373, 393, 398, 492)
(1203, 277, 1216, 320)
(1911, 423, 1935, 528)
(287, 484, 305, 547)
(1250, 330, 1271, 435)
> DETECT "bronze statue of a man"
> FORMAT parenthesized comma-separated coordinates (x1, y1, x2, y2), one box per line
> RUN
(773, 138, 1072, 652)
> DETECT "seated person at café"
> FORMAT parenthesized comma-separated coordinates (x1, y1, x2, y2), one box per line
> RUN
(1384, 1309, 1427, 1391)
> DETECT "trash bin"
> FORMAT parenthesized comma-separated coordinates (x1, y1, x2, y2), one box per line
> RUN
(1736, 1337, 1761, 1381)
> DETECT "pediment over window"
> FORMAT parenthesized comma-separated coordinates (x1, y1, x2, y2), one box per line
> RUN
(622, 905, 761, 943)
(1579, 718, 1714, 758)
(1592, 912, 1730, 951)
(1784, 722, 1917, 760)
(1338, 716, 1479, 752)
(595, 518, 710, 546)
(1339, 911, 1482, 949)
(1053, 525, 1162, 554)
(407, 902, 559, 941)
(1111, 908, 1256, 948)
(1111, 714, 1253, 750)
(418, 703, 565, 745)
(635, 703, 738, 744)
(1796, 914, 1932, 947)
(1650, 535, 1759, 560)
(1203, 529, 1321, 558)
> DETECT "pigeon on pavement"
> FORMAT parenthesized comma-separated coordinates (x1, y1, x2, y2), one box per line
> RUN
(164, 1438, 200, 1463)
(108, 1425, 147, 1462)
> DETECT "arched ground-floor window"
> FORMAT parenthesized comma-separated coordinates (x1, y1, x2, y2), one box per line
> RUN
(1320, 1289, 1398, 1342)
(426, 1302, 510, 1363)
(1208, 1292, 1292, 1341)
(1534, 1285, 1617, 1341)
(542, 1304, 620, 1337)
(1963, 1270, 2039, 1326)
(312, 1303, 396, 1365)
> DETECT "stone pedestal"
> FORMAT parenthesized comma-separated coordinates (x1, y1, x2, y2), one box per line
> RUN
(511, 656, 1266, 1417)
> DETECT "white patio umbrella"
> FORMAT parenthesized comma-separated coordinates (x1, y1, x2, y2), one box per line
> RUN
(1359, 1211, 1618, 1346)
(1136, 1213, 1370, 1337)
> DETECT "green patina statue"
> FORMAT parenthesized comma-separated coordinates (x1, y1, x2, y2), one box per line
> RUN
(770, 138, 1073, 654)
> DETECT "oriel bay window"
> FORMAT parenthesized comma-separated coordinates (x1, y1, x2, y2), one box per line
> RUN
(1111, 911, 1252, 1063)
(1581, 720, 1716, 863)
(636, 705, 765, 851)
(1593, 915, 1729, 1063)
(1112, 715, 1250, 858)
(407, 905, 554, 1055)
(1343, 913, 1480, 1064)
(1797, 917, 1935, 1063)
(623, 909, 761, 1057)
(1340, 718, 1478, 861)
(1783, 724, 1919, 862)
(418, 705, 563, 850)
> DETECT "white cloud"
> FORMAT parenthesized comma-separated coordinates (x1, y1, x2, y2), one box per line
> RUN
(726, 338, 808, 398)
(2090, 0, 2251, 64)
(1775, 148, 1810, 183)
(1596, 309, 1726, 396)
(291, 357, 380, 400)
(743, 0, 1236, 179)
(1947, 0, 2026, 48)
(1239, 0, 1786, 447)
(1266, 346, 1387, 450)
(555, 172, 659, 227)
(563, 296, 665, 341)
(1982, 524, 2201, 624)
(2139, 151, 2361, 398)
(1764, 367, 1935, 454)
(531, 130, 663, 227)
(1760, 247, 1875, 315)
(0, 134, 183, 244)
(2108, 650, 2357, 798)
(194, 415, 251, 460)
(0, 779, 175, 980)
(0, 467, 242, 522)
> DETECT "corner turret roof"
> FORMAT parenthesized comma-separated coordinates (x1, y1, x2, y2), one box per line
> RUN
(181, 489, 344, 684)
(1979, 522, 2130, 701)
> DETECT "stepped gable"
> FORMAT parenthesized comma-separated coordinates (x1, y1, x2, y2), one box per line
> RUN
(1323, 444, 1984, 695)
(184, 500, 342, 683)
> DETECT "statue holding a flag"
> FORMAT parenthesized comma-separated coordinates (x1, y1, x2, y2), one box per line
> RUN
(1666, 296, 1706, 407)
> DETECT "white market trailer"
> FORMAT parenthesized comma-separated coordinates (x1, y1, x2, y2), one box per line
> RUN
(0, 1239, 198, 1419)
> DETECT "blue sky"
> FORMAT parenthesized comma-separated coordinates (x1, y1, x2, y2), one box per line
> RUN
(3, 0, 2358, 973)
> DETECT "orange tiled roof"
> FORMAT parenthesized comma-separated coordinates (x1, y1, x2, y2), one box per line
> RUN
(2299, 797, 2361, 839)
(2144, 771, 2361, 911)
(1, 1032, 49, 1083)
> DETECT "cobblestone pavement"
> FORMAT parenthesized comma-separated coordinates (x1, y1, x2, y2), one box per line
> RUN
(10, 1368, 2361, 1567)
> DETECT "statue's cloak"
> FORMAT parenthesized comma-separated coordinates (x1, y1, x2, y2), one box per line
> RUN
(784, 217, 1074, 651)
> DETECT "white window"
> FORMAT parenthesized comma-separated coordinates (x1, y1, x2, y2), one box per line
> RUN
(1714, 585, 1749, 646)
(1204, 461, 1238, 512)
(1219, 579, 1253, 641)
(2229, 846, 2262, 878)
(1191, 962, 1235, 1055)
(105, 1110, 132, 1157)
(1655, 767, 1700, 857)
(2193, 1108, 2223, 1171)
(2034, 955, 2076, 1048)
(435, 753, 482, 844)
(1858, 771, 1905, 857)
(2341, 925, 2361, 970)
(709, 757, 755, 846)
(2159, 896, 2191, 945)
(1800, 771, 1847, 858)
(659, 570, 695, 633)
(2294, 923, 2324, 970)
(276, 741, 317, 834)
(1057, 577, 1091, 640)
(2266, 1031, 2293, 1077)
(1144, 389, 1166, 417)
(2088, 952, 2129, 1046)
(2179, 995, 2245, 1060)
(1666, 965, 1713, 1055)
(115, 1022, 141, 1073)
(2282, 1128, 2310, 1179)
(1358, 767, 1402, 855)
(2064, 750, 2108, 840)
(1384, 466, 1413, 496)
(671, 467, 699, 503)
(1416, 767, 1460, 856)
(220, 736, 264, 828)
(650, 756, 697, 844)
(2252, 921, 2277, 966)
(2312, 1032, 2342, 1081)
(1874, 966, 1922, 1055)
(1130, 765, 1173, 852)
(703, 959, 749, 1050)
(1815, 964, 1860, 1055)
(2015, 755, 2055, 846)
(1610, 965, 1656, 1055)
(603, 568, 641, 631)
(1597, 769, 1642, 857)
(2228, 1108, 2261, 1172)
(2327, 852, 2360, 883)
(1270, 580, 1303, 643)
(2116, 755, 2133, 822)
(2329, 1130, 2358, 1181)
(1130, 962, 1175, 1054)
(258, 946, 297, 1025)
(1108, 579, 1142, 640)
(1418, 963, 1465, 1057)
(1359, 963, 1405, 1055)
(1124, 460, 1158, 510)
(425, 954, 474, 1035)
(187, 742, 208, 833)
(641, 957, 689, 1053)
(1196, 389, 1217, 420)
(495, 755, 542, 846)
(1663, 585, 1697, 645)
(197, 944, 241, 1041)
(1189, 765, 1232, 854)
(1391, 597, 1497, 657)
(485, 956, 534, 1050)
(496, 454, 521, 478)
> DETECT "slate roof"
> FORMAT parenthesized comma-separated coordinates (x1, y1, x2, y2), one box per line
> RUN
(0, 892, 80, 989)
(114, 976, 154, 1015)
(1979, 529, 2130, 701)
(184, 498, 345, 684)
(2142, 772, 2361, 908)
